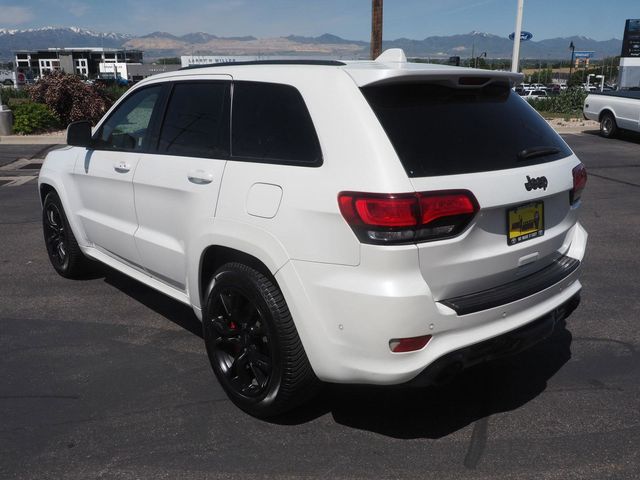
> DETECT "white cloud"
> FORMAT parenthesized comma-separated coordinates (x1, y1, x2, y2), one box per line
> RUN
(1, 6, 35, 25)
(205, 0, 246, 14)
(68, 2, 90, 17)
(47, 0, 91, 18)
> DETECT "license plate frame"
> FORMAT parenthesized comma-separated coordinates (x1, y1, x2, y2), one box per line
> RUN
(506, 201, 545, 246)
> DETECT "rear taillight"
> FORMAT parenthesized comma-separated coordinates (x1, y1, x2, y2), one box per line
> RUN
(338, 190, 478, 245)
(571, 163, 587, 204)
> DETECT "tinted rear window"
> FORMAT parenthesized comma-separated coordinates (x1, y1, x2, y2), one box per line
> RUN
(361, 83, 572, 177)
(231, 81, 322, 165)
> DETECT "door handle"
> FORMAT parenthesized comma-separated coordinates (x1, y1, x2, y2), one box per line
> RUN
(187, 170, 214, 185)
(114, 162, 131, 173)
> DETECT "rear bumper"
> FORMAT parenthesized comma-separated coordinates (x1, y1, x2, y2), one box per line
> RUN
(441, 255, 580, 315)
(407, 293, 580, 387)
(276, 222, 587, 385)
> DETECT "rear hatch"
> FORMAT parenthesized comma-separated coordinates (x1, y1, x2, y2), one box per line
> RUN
(360, 79, 581, 301)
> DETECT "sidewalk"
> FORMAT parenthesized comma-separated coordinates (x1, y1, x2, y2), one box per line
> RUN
(0, 133, 65, 144)
(544, 118, 599, 134)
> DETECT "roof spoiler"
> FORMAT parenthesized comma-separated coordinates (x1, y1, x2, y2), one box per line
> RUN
(346, 49, 523, 88)
(375, 48, 407, 63)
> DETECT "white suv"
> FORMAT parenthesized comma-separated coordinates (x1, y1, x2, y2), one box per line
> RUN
(39, 50, 588, 418)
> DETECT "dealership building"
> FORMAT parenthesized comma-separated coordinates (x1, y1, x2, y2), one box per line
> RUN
(619, 19, 640, 89)
(14, 47, 143, 83)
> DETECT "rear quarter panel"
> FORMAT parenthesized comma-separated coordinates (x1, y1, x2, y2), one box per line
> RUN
(213, 67, 415, 268)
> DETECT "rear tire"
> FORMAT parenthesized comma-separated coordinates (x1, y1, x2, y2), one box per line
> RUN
(42, 191, 93, 278)
(203, 262, 319, 418)
(600, 112, 618, 138)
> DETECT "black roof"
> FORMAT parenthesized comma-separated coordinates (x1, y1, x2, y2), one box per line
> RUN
(179, 59, 346, 71)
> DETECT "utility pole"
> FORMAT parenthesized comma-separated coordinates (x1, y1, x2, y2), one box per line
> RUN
(511, 0, 524, 72)
(370, 0, 383, 60)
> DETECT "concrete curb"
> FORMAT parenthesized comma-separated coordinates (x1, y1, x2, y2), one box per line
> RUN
(0, 135, 66, 145)
(553, 127, 600, 135)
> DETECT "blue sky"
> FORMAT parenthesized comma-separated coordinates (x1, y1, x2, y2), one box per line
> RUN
(0, 0, 636, 40)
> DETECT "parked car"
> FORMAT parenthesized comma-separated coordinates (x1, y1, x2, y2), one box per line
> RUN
(584, 90, 640, 137)
(39, 49, 588, 418)
(0, 69, 15, 86)
(523, 89, 549, 99)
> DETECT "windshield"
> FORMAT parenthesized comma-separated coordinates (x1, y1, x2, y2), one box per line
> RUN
(361, 82, 572, 177)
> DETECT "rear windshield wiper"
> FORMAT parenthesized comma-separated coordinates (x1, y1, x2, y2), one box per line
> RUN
(517, 146, 561, 161)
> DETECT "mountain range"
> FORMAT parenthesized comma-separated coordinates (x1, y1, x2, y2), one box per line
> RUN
(0, 27, 623, 62)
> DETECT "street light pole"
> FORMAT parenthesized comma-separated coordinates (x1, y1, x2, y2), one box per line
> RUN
(569, 41, 575, 82)
(511, 0, 524, 72)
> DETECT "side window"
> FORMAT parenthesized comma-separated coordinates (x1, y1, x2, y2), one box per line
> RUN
(231, 81, 322, 165)
(95, 86, 162, 152)
(158, 82, 230, 158)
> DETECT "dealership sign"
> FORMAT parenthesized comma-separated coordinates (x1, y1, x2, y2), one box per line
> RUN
(622, 19, 640, 57)
(574, 51, 595, 59)
(509, 31, 533, 41)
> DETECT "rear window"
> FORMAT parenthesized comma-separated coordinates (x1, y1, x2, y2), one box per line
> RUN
(361, 82, 572, 177)
(231, 81, 322, 165)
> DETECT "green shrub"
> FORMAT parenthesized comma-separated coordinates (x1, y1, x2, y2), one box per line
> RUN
(527, 88, 588, 115)
(7, 97, 30, 108)
(99, 84, 129, 103)
(0, 87, 29, 101)
(12, 102, 60, 134)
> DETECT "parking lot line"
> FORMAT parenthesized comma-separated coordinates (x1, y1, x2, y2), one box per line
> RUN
(0, 175, 38, 187)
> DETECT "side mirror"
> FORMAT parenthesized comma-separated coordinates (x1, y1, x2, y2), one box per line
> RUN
(67, 120, 92, 148)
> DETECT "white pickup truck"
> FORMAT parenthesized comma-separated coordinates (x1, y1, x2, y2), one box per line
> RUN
(584, 90, 640, 138)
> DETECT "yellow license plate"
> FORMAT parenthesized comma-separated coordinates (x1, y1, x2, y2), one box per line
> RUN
(507, 201, 544, 245)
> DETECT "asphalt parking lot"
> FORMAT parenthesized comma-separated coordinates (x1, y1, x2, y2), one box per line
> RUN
(1, 132, 639, 480)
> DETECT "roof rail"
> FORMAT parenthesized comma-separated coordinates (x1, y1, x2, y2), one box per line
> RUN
(179, 59, 346, 71)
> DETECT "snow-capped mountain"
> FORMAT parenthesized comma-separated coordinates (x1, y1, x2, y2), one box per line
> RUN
(0, 27, 131, 59)
(0, 27, 623, 61)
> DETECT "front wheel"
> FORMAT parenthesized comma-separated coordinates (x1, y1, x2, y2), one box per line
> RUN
(600, 112, 618, 138)
(42, 191, 93, 278)
(203, 262, 319, 418)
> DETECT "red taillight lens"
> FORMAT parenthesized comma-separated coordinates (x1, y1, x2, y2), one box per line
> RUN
(389, 335, 432, 353)
(571, 163, 587, 204)
(355, 196, 418, 227)
(419, 193, 477, 225)
(338, 190, 478, 245)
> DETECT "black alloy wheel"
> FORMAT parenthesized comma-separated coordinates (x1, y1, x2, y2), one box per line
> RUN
(42, 191, 93, 278)
(43, 201, 69, 271)
(203, 262, 319, 418)
(208, 286, 274, 398)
